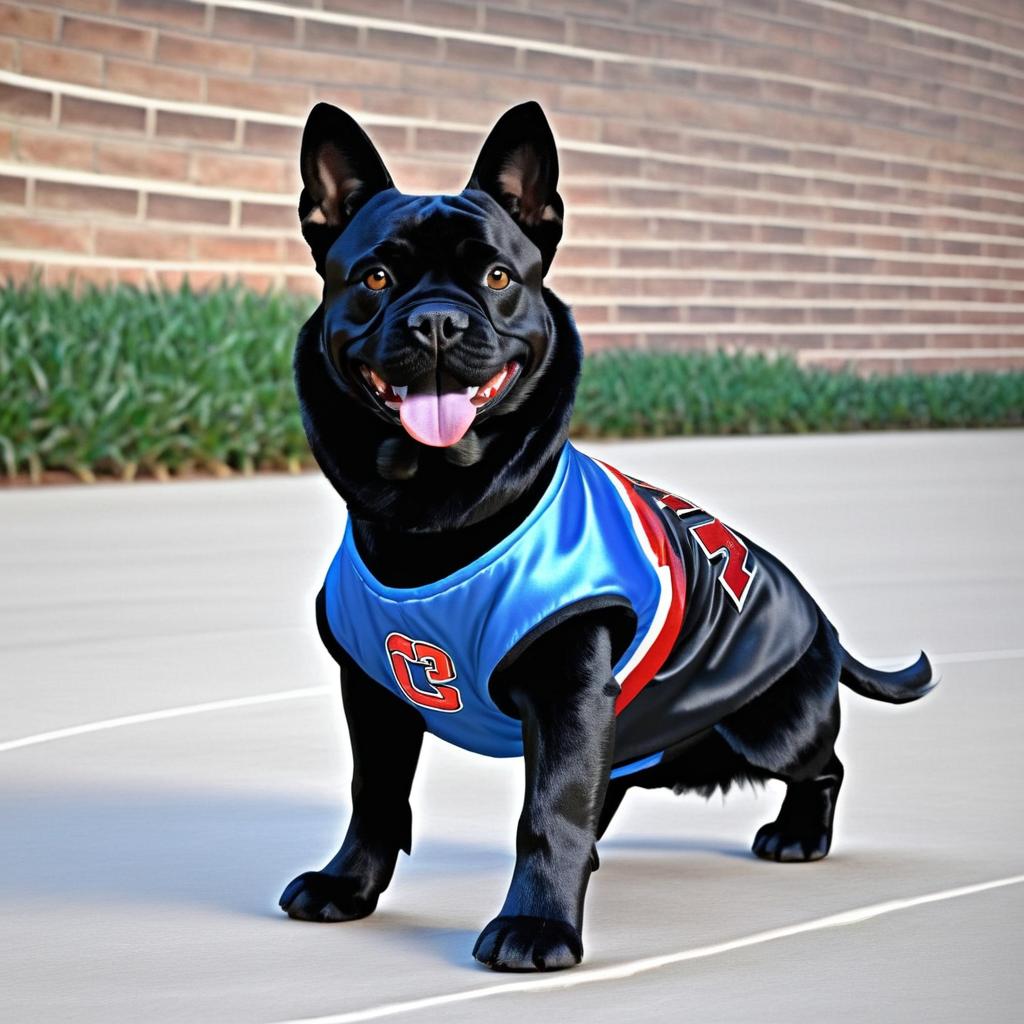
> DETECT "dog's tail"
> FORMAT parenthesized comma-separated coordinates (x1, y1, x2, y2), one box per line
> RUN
(839, 647, 938, 704)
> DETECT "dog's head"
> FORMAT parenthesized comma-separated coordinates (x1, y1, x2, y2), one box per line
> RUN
(295, 101, 582, 528)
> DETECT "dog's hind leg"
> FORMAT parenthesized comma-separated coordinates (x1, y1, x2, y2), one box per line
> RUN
(750, 751, 844, 862)
(716, 615, 845, 863)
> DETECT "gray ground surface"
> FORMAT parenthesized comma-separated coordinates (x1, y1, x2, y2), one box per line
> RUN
(1, 431, 1021, 1023)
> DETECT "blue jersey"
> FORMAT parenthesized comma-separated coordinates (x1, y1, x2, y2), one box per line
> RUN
(319, 443, 819, 775)
(320, 444, 675, 757)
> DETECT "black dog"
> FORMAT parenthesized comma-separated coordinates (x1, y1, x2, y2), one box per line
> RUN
(279, 101, 936, 971)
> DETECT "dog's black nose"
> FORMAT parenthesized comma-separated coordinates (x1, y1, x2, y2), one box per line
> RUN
(407, 306, 469, 350)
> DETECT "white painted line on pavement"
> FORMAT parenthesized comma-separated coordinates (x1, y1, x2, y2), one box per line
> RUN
(0, 686, 333, 754)
(272, 873, 1024, 1024)
(0, 646, 1021, 757)
(933, 647, 1024, 665)
(866, 646, 1024, 672)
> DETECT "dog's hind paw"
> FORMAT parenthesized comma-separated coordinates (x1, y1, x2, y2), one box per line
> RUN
(278, 871, 380, 922)
(472, 915, 582, 972)
(752, 821, 831, 862)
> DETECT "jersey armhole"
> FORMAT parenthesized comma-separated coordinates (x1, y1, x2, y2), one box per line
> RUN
(488, 595, 637, 717)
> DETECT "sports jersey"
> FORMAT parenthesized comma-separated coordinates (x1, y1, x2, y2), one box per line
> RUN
(318, 442, 820, 778)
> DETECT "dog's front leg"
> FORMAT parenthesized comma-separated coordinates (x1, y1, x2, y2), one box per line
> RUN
(474, 612, 617, 971)
(280, 655, 424, 922)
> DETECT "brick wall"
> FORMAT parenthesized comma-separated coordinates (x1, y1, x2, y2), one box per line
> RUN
(1, 0, 1023, 372)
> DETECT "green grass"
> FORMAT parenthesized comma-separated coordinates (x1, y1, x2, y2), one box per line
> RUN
(573, 349, 1024, 438)
(1, 279, 1021, 482)
(0, 280, 310, 481)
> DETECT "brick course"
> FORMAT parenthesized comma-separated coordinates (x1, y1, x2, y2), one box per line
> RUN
(0, 0, 1021, 371)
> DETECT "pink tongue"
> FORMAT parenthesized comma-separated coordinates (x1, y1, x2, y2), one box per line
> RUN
(399, 381, 476, 447)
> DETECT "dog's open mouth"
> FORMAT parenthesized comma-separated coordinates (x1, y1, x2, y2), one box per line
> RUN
(359, 361, 521, 447)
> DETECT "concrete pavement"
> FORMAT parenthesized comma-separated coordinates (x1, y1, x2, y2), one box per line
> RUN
(1, 431, 1021, 1023)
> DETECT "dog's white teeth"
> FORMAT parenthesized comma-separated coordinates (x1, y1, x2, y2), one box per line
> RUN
(475, 368, 508, 403)
(393, 385, 408, 399)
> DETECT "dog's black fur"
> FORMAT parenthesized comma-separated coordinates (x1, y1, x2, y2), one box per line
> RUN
(279, 101, 933, 972)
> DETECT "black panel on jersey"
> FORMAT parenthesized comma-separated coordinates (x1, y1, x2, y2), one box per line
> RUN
(613, 483, 821, 768)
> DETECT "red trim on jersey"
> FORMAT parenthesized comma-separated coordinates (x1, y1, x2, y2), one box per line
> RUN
(598, 462, 687, 715)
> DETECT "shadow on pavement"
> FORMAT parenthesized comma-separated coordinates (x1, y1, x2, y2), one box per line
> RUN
(0, 784, 506, 920)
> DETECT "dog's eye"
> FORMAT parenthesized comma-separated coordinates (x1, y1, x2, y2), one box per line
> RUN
(363, 268, 391, 291)
(485, 268, 511, 290)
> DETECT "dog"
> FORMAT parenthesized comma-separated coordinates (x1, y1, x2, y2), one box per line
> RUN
(278, 100, 936, 972)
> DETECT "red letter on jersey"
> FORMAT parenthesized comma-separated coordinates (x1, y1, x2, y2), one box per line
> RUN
(626, 473, 757, 613)
(689, 519, 757, 611)
(658, 493, 699, 515)
(385, 633, 462, 713)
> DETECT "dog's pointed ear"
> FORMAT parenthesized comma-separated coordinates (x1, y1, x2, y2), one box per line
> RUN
(298, 103, 394, 276)
(466, 101, 564, 276)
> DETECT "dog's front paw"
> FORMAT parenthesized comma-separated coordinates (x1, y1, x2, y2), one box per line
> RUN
(279, 871, 380, 922)
(472, 915, 582, 971)
(752, 821, 831, 862)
